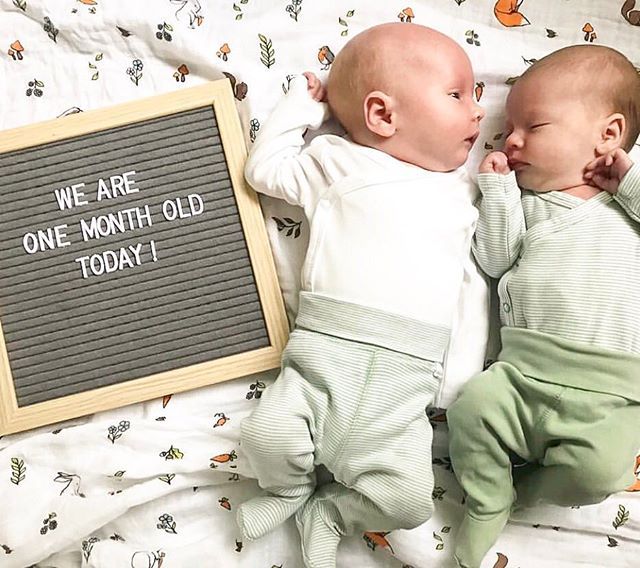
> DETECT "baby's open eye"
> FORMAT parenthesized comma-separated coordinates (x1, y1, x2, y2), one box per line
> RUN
(449, 92, 461, 100)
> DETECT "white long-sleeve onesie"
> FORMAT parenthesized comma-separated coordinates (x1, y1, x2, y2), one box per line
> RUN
(246, 76, 489, 407)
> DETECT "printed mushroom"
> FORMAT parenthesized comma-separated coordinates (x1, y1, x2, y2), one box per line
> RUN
(582, 22, 594, 41)
(398, 7, 414, 23)
(173, 63, 190, 82)
(217, 43, 231, 61)
(8, 40, 24, 60)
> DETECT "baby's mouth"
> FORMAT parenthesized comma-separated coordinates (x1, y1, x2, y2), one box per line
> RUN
(508, 159, 529, 171)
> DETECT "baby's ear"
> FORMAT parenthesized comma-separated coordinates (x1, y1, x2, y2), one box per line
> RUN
(363, 91, 397, 138)
(596, 112, 626, 155)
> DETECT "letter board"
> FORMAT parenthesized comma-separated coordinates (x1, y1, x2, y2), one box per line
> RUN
(0, 79, 288, 434)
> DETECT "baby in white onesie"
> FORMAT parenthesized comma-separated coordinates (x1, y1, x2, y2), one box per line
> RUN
(237, 23, 489, 568)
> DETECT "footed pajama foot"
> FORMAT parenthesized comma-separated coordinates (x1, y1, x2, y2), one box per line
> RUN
(295, 496, 342, 568)
(237, 492, 311, 540)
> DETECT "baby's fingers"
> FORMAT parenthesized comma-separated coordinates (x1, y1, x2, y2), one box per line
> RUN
(584, 155, 608, 172)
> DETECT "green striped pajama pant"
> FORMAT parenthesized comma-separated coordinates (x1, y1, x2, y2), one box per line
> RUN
(237, 292, 449, 568)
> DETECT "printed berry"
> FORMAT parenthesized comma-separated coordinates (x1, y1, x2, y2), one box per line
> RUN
(26, 88, 32, 96)
(34, 89, 43, 97)
(156, 32, 163, 40)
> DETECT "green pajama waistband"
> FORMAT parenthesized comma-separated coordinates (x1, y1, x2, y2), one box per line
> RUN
(499, 327, 640, 403)
(295, 292, 450, 362)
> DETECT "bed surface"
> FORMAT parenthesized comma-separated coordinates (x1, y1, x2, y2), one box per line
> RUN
(0, 1, 639, 566)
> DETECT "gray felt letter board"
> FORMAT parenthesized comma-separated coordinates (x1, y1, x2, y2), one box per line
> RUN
(0, 79, 288, 434)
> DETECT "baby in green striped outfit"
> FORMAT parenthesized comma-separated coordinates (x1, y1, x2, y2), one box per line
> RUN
(448, 44, 640, 568)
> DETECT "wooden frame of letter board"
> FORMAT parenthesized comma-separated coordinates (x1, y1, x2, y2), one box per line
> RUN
(0, 79, 288, 435)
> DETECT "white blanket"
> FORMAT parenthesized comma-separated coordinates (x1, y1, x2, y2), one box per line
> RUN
(1, 1, 639, 566)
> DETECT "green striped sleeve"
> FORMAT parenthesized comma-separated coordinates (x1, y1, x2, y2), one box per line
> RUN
(614, 163, 640, 223)
(473, 172, 525, 278)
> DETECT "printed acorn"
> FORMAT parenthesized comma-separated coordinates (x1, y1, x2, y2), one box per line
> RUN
(475, 81, 485, 102)
(8, 40, 24, 60)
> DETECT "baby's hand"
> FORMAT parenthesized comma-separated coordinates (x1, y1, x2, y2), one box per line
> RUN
(302, 71, 326, 102)
(479, 152, 511, 175)
(584, 149, 634, 194)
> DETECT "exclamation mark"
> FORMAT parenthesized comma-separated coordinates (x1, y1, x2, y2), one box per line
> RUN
(150, 240, 158, 261)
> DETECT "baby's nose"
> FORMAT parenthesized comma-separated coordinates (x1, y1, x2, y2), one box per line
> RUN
(474, 103, 485, 121)
(505, 131, 522, 149)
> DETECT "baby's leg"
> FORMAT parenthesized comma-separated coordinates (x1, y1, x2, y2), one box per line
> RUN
(237, 344, 320, 540)
(447, 363, 559, 568)
(296, 348, 440, 568)
(515, 390, 639, 507)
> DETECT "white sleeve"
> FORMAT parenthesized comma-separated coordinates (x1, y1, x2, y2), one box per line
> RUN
(244, 76, 331, 209)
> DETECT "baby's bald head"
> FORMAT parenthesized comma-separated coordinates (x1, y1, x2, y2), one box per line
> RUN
(327, 23, 464, 140)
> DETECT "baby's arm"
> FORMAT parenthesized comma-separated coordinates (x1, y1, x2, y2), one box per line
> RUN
(244, 73, 330, 208)
(472, 152, 526, 278)
(585, 149, 640, 222)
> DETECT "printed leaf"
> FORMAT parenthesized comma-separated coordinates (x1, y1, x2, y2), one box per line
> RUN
(165, 23, 174, 32)
(433, 532, 443, 542)
(35, 80, 44, 87)
(13, 0, 27, 11)
(436, 543, 444, 550)
(89, 62, 96, 68)
(10, 457, 26, 485)
(339, 17, 347, 26)
(441, 526, 451, 533)
(235, 14, 242, 20)
(113, 470, 126, 477)
(613, 505, 629, 529)
(607, 535, 618, 547)
(91, 72, 99, 80)
(258, 34, 275, 68)
(346, 10, 355, 17)
(95, 53, 103, 61)
(159, 474, 175, 484)
(233, 3, 241, 11)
